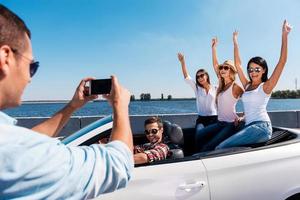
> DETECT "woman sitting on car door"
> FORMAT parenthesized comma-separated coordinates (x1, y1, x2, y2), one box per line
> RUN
(216, 20, 292, 149)
(177, 53, 218, 132)
(195, 38, 244, 152)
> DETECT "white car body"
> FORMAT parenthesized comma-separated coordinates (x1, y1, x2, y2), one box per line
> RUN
(100, 142, 300, 200)
(62, 117, 300, 200)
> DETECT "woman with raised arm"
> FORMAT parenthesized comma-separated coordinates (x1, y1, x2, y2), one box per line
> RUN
(216, 20, 292, 149)
(194, 38, 244, 152)
(177, 53, 217, 134)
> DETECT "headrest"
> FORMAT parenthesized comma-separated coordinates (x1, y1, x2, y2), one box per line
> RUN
(163, 121, 184, 146)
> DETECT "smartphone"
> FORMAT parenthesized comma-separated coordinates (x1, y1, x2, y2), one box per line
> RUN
(89, 78, 112, 95)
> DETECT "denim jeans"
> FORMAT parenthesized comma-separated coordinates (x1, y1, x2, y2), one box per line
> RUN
(195, 115, 218, 138)
(195, 121, 236, 152)
(196, 115, 218, 127)
(215, 121, 272, 149)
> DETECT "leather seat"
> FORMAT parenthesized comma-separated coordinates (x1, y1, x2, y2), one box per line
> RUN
(162, 121, 184, 159)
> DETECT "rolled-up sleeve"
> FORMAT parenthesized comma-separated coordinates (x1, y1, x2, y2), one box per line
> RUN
(184, 75, 197, 92)
(0, 126, 134, 200)
(144, 143, 169, 163)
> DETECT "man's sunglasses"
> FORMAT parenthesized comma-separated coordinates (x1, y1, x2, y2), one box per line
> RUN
(196, 74, 206, 79)
(12, 48, 39, 77)
(248, 67, 262, 74)
(219, 66, 229, 71)
(144, 128, 159, 135)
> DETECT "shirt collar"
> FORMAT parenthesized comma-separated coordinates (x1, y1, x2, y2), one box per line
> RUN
(0, 111, 17, 125)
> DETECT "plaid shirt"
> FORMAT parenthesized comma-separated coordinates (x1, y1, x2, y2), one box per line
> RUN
(134, 142, 170, 163)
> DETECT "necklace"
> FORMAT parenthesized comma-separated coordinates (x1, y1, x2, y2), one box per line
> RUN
(223, 81, 233, 90)
(246, 83, 261, 91)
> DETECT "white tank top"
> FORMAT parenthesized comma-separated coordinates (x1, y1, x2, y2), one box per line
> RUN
(217, 83, 238, 122)
(242, 83, 271, 125)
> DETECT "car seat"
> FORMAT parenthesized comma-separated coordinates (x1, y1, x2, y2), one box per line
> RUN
(162, 121, 184, 159)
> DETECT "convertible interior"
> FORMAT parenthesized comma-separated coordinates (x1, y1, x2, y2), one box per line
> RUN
(80, 121, 299, 167)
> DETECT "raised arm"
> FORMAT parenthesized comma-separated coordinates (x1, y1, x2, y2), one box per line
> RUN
(211, 37, 220, 77)
(32, 77, 98, 137)
(263, 20, 292, 94)
(177, 53, 189, 78)
(233, 31, 249, 88)
(104, 76, 133, 152)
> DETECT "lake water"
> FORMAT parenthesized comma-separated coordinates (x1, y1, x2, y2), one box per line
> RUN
(3, 99, 300, 117)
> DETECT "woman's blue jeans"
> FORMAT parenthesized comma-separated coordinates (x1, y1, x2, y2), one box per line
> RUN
(216, 121, 272, 149)
(195, 121, 236, 152)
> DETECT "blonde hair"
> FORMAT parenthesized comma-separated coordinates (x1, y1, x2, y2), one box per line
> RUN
(216, 68, 236, 102)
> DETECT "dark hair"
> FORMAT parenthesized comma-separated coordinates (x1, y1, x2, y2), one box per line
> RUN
(144, 116, 163, 128)
(247, 56, 268, 82)
(195, 69, 210, 88)
(0, 4, 31, 54)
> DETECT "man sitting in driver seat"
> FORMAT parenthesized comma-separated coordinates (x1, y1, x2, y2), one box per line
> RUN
(134, 117, 170, 164)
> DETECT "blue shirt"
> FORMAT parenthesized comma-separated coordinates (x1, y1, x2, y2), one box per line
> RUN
(0, 111, 134, 199)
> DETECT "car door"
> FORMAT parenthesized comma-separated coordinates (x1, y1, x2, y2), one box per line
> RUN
(202, 143, 300, 200)
(99, 159, 210, 200)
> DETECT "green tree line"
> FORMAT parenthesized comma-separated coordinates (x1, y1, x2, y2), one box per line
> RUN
(130, 93, 173, 101)
(130, 90, 300, 100)
(271, 90, 300, 98)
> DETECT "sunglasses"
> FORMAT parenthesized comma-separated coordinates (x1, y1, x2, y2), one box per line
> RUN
(12, 48, 40, 77)
(144, 128, 159, 135)
(219, 66, 229, 71)
(248, 67, 262, 74)
(196, 74, 206, 79)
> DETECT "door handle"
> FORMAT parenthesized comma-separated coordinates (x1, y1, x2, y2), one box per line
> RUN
(178, 181, 205, 192)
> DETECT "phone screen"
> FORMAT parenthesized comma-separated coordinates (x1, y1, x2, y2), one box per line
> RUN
(89, 79, 112, 95)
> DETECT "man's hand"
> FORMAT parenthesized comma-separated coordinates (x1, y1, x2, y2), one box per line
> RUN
(103, 76, 130, 111)
(234, 116, 244, 127)
(68, 77, 98, 110)
(134, 153, 148, 164)
(103, 75, 133, 152)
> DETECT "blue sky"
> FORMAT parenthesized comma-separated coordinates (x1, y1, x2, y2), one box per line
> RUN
(3, 0, 300, 100)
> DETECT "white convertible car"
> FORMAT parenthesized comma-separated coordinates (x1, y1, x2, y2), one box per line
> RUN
(62, 115, 300, 200)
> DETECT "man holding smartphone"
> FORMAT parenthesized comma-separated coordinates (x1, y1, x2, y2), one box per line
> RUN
(0, 4, 133, 199)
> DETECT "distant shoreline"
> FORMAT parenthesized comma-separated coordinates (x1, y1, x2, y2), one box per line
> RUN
(8, 98, 300, 118)
(22, 98, 196, 104)
(22, 97, 300, 104)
